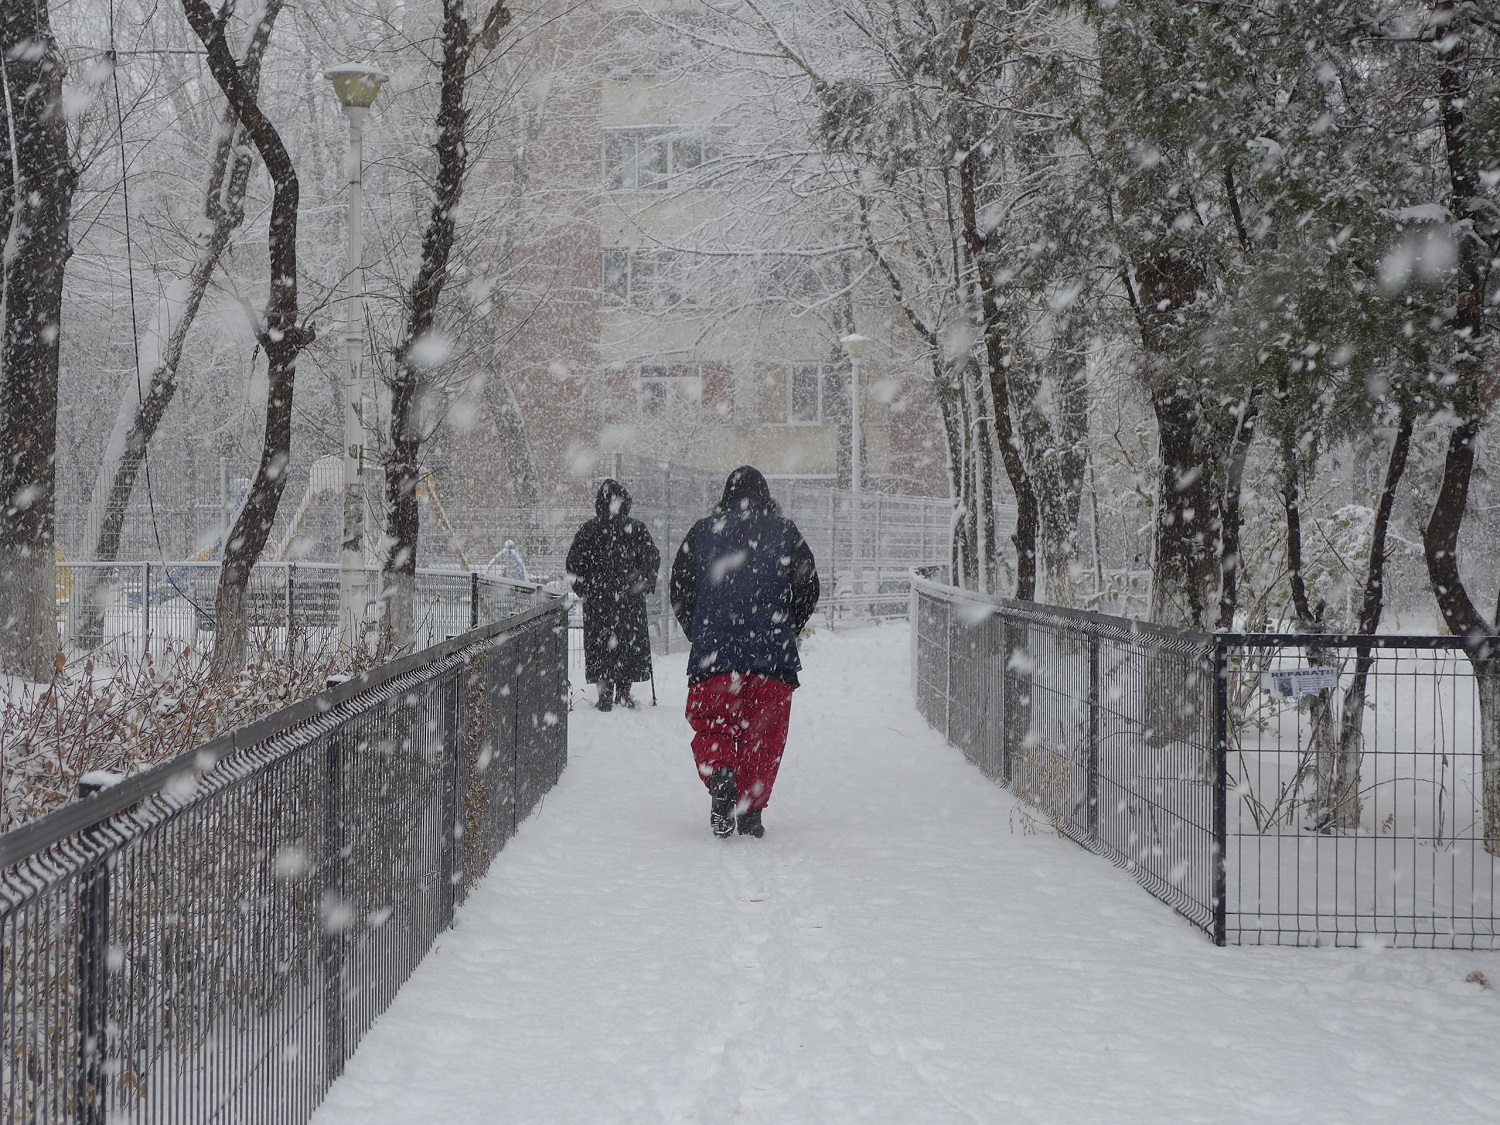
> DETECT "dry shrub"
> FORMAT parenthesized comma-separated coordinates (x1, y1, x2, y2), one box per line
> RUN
(0, 630, 391, 831)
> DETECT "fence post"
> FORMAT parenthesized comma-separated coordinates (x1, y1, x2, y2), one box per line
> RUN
(323, 731, 346, 1083)
(944, 597, 954, 742)
(1087, 633, 1101, 841)
(999, 614, 1011, 785)
(76, 779, 110, 1125)
(141, 561, 150, 658)
(909, 581, 919, 701)
(829, 491, 838, 609)
(286, 565, 296, 641)
(470, 571, 480, 630)
(438, 671, 461, 928)
(1212, 638, 1229, 947)
(660, 463, 673, 652)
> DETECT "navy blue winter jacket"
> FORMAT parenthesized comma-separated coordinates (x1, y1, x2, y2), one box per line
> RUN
(670, 467, 820, 686)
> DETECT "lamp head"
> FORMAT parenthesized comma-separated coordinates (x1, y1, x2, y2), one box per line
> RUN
(324, 63, 389, 110)
(840, 333, 873, 361)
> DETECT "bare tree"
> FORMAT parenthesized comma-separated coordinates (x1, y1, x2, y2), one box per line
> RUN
(182, 0, 312, 675)
(382, 0, 514, 647)
(72, 0, 287, 650)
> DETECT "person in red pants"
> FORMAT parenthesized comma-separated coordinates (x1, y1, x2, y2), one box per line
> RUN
(670, 467, 820, 838)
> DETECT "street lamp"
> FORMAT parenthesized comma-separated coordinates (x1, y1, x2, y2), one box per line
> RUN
(840, 333, 872, 596)
(840, 333, 871, 492)
(325, 62, 387, 652)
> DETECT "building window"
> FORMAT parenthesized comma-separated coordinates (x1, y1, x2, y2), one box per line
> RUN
(786, 363, 824, 424)
(603, 127, 718, 191)
(602, 248, 701, 310)
(639, 364, 704, 418)
(632, 363, 732, 421)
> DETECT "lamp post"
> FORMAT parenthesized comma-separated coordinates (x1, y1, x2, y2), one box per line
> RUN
(325, 63, 387, 652)
(840, 333, 872, 596)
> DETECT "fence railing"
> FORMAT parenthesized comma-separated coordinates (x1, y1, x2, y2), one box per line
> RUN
(1, 600, 569, 1123)
(912, 570, 1500, 949)
(56, 561, 544, 659)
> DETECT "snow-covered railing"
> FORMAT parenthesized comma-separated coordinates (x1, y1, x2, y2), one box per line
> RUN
(0, 600, 569, 1124)
(911, 570, 1500, 950)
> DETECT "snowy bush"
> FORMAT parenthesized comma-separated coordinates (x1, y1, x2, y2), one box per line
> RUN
(0, 633, 388, 831)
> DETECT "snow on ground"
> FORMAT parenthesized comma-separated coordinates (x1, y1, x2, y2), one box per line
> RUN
(312, 623, 1500, 1125)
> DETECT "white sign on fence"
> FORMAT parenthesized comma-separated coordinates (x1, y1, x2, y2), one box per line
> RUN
(1263, 667, 1339, 699)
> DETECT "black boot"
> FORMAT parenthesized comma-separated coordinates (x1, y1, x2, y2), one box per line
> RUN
(736, 809, 764, 838)
(709, 769, 737, 838)
(616, 684, 637, 710)
(595, 680, 614, 712)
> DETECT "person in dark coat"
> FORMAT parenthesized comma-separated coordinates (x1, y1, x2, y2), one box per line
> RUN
(566, 479, 660, 711)
(670, 466, 819, 837)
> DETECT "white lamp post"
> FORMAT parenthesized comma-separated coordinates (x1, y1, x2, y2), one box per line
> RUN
(325, 62, 387, 652)
(840, 333, 872, 596)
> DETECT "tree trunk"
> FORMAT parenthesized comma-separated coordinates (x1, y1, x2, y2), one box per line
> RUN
(951, 376, 979, 589)
(383, 0, 492, 648)
(958, 168, 1037, 598)
(1325, 408, 1417, 833)
(933, 360, 973, 588)
(1019, 334, 1090, 609)
(1148, 384, 1224, 630)
(1419, 4, 1500, 853)
(1215, 395, 1258, 631)
(0, 0, 75, 680)
(960, 357, 1000, 593)
(1478, 665, 1500, 855)
(183, 0, 310, 677)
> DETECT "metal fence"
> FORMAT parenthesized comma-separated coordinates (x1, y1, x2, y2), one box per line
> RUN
(1, 600, 569, 1123)
(912, 569, 1500, 949)
(56, 561, 545, 660)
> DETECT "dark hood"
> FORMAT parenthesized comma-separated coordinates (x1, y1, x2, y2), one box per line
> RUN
(595, 478, 631, 519)
(716, 465, 772, 514)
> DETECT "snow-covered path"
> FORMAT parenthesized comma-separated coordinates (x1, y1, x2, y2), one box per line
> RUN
(312, 625, 1500, 1124)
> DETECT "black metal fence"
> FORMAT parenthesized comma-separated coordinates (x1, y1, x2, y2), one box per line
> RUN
(0, 600, 569, 1123)
(912, 571, 1500, 949)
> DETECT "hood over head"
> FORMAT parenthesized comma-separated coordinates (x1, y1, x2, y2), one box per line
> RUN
(595, 478, 631, 519)
(717, 465, 773, 514)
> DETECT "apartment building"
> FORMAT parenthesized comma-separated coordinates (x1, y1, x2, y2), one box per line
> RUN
(448, 0, 947, 514)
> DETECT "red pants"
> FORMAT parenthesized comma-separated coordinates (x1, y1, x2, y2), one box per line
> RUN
(686, 673, 795, 812)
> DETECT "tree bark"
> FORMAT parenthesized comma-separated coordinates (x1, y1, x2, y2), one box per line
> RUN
(1017, 324, 1090, 609)
(1148, 383, 1224, 630)
(932, 358, 974, 588)
(0, 0, 76, 680)
(182, 0, 311, 676)
(1214, 395, 1258, 631)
